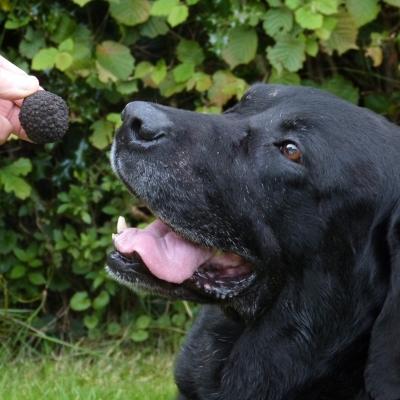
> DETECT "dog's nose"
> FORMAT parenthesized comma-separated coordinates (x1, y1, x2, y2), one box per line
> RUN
(121, 101, 172, 142)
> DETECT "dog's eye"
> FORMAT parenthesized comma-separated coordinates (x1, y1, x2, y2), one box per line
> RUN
(280, 142, 302, 163)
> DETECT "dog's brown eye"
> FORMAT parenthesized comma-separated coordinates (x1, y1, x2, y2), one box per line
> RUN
(280, 142, 302, 163)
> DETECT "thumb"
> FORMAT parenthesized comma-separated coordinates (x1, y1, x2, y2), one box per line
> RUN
(0, 69, 39, 100)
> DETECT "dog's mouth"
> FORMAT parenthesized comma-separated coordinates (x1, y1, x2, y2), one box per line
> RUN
(106, 218, 256, 300)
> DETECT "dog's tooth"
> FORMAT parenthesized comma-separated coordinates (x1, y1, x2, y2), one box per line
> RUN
(117, 216, 128, 233)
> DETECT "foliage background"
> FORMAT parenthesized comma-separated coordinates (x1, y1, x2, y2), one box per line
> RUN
(1, 0, 400, 351)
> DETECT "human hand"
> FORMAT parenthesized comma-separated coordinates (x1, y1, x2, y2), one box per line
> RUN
(0, 55, 40, 144)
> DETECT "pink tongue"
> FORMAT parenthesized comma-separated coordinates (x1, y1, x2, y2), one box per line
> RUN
(113, 220, 213, 283)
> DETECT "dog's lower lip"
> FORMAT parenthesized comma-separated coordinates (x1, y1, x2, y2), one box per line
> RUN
(107, 246, 256, 300)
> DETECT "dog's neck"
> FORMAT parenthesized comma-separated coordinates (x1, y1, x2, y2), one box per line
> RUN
(177, 259, 385, 400)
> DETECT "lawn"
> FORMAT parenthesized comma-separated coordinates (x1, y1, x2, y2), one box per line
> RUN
(0, 349, 177, 400)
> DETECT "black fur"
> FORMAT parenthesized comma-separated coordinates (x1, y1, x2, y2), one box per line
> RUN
(111, 84, 400, 399)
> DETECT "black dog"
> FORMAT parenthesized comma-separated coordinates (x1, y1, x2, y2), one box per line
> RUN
(107, 84, 400, 400)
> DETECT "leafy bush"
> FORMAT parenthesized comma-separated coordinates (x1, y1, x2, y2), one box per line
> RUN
(1, 0, 400, 347)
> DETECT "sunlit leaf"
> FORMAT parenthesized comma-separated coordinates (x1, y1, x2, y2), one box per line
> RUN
(263, 8, 293, 38)
(177, 40, 204, 65)
(267, 34, 306, 72)
(131, 329, 149, 342)
(167, 4, 188, 27)
(347, 0, 380, 27)
(221, 27, 258, 68)
(173, 62, 195, 83)
(323, 11, 358, 55)
(151, 0, 179, 16)
(96, 41, 134, 82)
(295, 5, 323, 30)
(31, 47, 58, 70)
(89, 120, 114, 149)
(109, 0, 150, 26)
(70, 291, 91, 311)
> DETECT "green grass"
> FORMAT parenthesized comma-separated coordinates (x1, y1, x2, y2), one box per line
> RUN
(0, 349, 177, 400)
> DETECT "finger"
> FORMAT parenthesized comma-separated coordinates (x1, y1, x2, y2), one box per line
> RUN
(0, 54, 28, 75)
(0, 115, 13, 145)
(15, 129, 31, 142)
(7, 104, 22, 134)
(13, 86, 45, 107)
(0, 69, 39, 100)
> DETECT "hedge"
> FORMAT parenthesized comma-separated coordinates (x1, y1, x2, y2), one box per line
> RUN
(1, 0, 400, 345)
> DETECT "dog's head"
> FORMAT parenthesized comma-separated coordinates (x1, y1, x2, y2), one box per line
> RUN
(108, 84, 400, 398)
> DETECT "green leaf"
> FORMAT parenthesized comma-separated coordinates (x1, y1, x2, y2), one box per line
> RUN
(0, 173, 31, 199)
(306, 37, 319, 56)
(140, 16, 169, 38)
(55, 52, 73, 71)
(4, 15, 29, 29)
(14, 247, 35, 262)
(384, 0, 400, 6)
(221, 27, 258, 69)
(177, 40, 204, 65)
(156, 314, 171, 328)
(151, 59, 167, 84)
(313, 0, 339, 15)
(106, 112, 123, 128)
(208, 71, 247, 106)
(263, 8, 293, 38)
(9, 265, 26, 279)
(269, 69, 301, 85)
(89, 120, 114, 149)
(109, 0, 150, 26)
(58, 38, 74, 52)
(81, 211, 91, 224)
(5, 158, 32, 176)
(93, 290, 110, 310)
(0, 231, 17, 255)
(324, 11, 358, 55)
(173, 62, 195, 83)
(70, 291, 91, 311)
(136, 315, 151, 329)
(107, 322, 121, 336)
(364, 94, 393, 113)
(305, 75, 359, 104)
(295, 5, 324, 30)
(134, 61, 154, 79)
(31, 47, 58, 70)
(28, 272, 46, 285)
(96, 41, 134, 82)
(316, 15, 337, 40)
(171, 313, 186, 327)
(151, 0, 179, 16)
(72, 0, 92, 5)
(167, 5, 189, 27)
(320, 74, 359, 103)
(130, 329, 149, 342)
(285, 0, 301, 10)
(346, 0, 380, 27)
(116, 80, 139, 95)
(84, 314, 99, 330)
(267, 34, 306, 72)
(189, 72, 212, 92)
(19, 28, 45, 59)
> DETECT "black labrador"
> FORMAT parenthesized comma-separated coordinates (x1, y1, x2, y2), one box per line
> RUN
(107, 84, 400, 400)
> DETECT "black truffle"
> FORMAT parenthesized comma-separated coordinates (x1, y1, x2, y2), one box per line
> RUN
(19, 91, 69, 144)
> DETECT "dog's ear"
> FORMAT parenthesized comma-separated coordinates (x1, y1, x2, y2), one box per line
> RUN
(365, 204, 400, 400)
